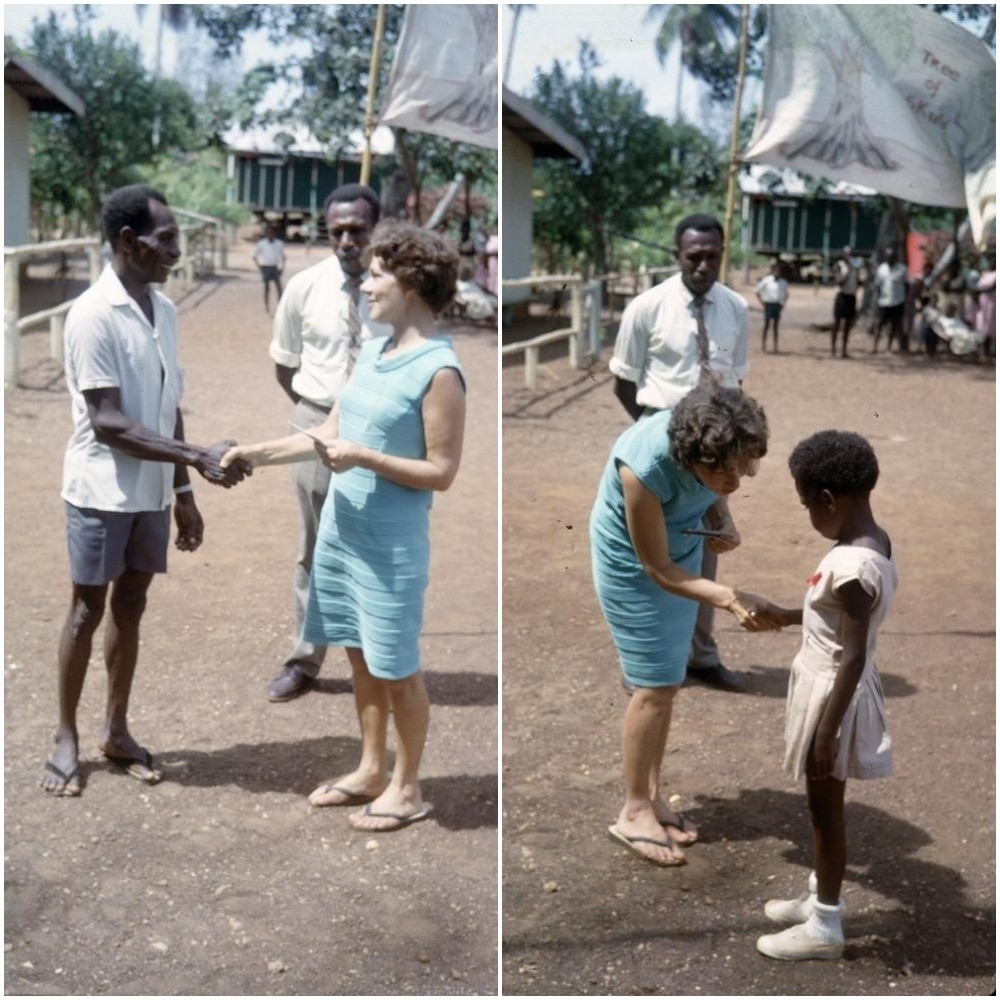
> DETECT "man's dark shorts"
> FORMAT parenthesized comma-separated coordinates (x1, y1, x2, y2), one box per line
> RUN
(763, 302, 783, 322)
(261, 265, 281, 284)
(66, 503, 170, 586)
(833, 292, 857, 322)
(879, 302, 905, 326)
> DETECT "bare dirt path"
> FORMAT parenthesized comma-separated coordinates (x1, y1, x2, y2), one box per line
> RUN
(501, 277, 995, 996)
(4, 241, 498, 996)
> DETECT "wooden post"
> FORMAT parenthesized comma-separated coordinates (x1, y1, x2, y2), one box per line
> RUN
(360, 4, 387, 186)
(5, 255, 19, 390)
(569, 279, 583, 369)
(525, 345, 538, 390)
(87, 244, 102, 285)
(50, 311, 65, 364)
(721, 4, 751, 286)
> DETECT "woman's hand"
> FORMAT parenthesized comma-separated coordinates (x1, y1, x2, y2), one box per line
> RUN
(704, 503, 740, 554)
(221, 444, 256, 472)
(315, 438, 365, 474)
(726, 590, 786, 631)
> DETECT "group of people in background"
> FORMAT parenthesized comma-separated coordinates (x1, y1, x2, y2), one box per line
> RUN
(754, 243, 995, 363)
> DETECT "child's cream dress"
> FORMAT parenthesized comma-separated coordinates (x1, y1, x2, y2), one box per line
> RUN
(783, 544, 898, 781)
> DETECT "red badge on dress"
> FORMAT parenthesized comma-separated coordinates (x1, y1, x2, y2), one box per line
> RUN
(806, 571, 822, 588)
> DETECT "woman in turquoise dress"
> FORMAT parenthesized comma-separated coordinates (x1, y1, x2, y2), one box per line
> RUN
(591, 385, 778, 866)
(225, 223, 465, 832)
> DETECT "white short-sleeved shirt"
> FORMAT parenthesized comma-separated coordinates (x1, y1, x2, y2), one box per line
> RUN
(875, 262, 908, 307)
(756, 274, 788, 304)
(610, 273, 750, 411)
(269, 254, 390, 407)
(835, 258, 861, 295)
(253, 238, 285, 268)
(62, 266, 183, 512)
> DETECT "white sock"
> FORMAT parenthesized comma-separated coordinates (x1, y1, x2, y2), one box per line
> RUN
(808, 870, 818, 894)
(805, 899, 844, 943)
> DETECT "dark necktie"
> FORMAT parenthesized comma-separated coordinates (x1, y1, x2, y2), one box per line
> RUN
(344, 278, 362, 377)
(692, 295, 716, 383)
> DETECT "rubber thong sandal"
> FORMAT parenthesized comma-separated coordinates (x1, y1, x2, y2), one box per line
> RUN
(42, 760, 81, 797)
(101, 747, 161, 785)
(308, 783, 377, 808)
(348, 802, 433, 832)
(608, 824, 686, 867)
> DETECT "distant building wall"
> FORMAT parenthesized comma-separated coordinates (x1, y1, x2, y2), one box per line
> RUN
(501, 128, 532, 307)
(5, 86, 31, 246)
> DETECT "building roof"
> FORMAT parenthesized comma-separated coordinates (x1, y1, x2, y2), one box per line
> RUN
(4, 45, 84, 116)
(739, 163, 876, 200)
(502, 85, 585, 161)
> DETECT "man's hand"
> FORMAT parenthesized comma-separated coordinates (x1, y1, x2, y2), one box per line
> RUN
(174, 493, 204, 551)
(197, 440, 252, 487)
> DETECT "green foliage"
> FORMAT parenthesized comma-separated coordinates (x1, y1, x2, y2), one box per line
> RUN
(529, 42, 724, 274)
(140, 148, 250, 225)
(25, 7, 200, 226)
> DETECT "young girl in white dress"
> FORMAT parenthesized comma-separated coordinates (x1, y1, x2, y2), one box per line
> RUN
(757, 430, 897, 961)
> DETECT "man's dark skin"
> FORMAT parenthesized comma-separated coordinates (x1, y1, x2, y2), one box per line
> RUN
(614, 227, 724, 421)
(42, 198, 252, 795)
(274, 198, 377, 404)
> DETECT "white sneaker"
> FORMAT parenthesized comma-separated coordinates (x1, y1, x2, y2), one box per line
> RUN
(764, 890, 813, 925)
(756, 920, 844, 961)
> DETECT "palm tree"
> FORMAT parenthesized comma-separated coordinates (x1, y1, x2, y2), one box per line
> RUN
(136, 4, 194, 146)
(504, 4, 535, 86)
(645, 4, 740, 121)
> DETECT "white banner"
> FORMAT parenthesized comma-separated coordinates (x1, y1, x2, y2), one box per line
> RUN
(744, 5, 996, 244)
(380, 5, 498, 150)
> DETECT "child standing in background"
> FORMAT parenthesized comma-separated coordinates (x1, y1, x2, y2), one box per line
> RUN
(757, 430, 898, 961)
(755, 261, 789, 353)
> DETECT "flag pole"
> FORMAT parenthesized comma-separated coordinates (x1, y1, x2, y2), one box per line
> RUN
(721, 4, 751, 286)
(360, 4, 387, 187)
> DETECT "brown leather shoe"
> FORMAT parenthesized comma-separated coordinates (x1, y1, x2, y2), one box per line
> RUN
(266, 664, 315, 702)
(685, 662, 748, 692)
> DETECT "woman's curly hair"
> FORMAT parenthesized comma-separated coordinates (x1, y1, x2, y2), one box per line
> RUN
(669, 384, 769, 473)
(367, 221, 458, 314)
(788, 430, 879, 502)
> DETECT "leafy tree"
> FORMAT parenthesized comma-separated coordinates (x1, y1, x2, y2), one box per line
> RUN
(529, 42, 722, 274)
(25, 7, 199, 227)
(192, 4, 495, 220)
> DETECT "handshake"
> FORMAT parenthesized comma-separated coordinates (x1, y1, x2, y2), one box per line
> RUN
(195, 440, 254, 488)
(727, 591, 788, 632)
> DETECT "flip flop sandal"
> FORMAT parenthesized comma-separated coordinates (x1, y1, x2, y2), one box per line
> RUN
(348, 802, 433, 832)
(659, 811, 698, 844)
(608, 825, 686, 867)
(42, 761, 81, 797)
(102, 747, 161, 785)
(308, 783, 377, 808)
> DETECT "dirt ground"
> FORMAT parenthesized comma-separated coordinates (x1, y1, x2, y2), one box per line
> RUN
(501, 276, 995, 996)
(4, 241, 498, 996)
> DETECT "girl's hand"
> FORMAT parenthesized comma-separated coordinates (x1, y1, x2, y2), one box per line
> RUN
(807, 727, 839, 780)
(727, 591, 786, 631)
(315, 438, 364, 473)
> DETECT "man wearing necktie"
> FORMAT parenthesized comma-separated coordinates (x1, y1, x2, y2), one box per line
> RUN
(610, 214, 751, 692)
(266, 184, 390, 702)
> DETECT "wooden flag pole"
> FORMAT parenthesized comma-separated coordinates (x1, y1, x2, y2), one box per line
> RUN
(360, 4, 387, 186)
(721, 4, 751, 286)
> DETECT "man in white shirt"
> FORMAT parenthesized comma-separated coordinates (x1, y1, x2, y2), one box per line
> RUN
(872, 246, 909, 354)
(610, 214, 751, 692)
(265, 184, 391, 702)
(755, 260, 789, 353)
(252, 223, 286, 313)
(42, 185, 251, 797)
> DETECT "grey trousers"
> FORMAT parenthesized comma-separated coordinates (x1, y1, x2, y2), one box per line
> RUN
(283, 399, 331, 678)
(688, 543, 721, 669)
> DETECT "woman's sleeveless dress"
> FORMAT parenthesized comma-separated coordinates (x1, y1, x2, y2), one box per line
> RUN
(590, 409, 719, 688)
(303, 336, 465, 680)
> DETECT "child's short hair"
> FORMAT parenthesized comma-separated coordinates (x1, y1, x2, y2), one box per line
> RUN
(788, 430, 879, 502)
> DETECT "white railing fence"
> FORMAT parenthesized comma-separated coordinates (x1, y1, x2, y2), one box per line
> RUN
(501, 265, 677, 389)
(4, 209, 230, 390)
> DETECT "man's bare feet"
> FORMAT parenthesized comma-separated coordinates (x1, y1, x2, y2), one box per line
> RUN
(611, 804, 686, 865)
(41, 730, 81, 796)
(348, 785, 427, 832)
(308, 771, 386, 807)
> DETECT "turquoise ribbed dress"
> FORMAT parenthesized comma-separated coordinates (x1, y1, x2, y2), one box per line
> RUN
(590, 409, 719, 688)
(304, 336, 465, 680)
